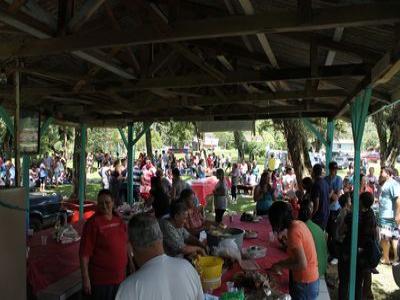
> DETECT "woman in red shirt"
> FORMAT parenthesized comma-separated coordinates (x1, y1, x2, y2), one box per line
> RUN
(269, 201, 319, 300)
(80, 190, 132, 300)
(181, 189, 205, 237)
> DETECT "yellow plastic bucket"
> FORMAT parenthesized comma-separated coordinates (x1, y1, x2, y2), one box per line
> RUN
(195, 256, 224, 290)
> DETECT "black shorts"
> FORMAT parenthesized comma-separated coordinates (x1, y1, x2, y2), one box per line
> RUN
(39, 177, 46, 184)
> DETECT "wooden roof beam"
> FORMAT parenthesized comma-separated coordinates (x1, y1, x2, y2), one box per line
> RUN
(0, 64, 366, 98)
(335, 45, 400, 117)
(109, 63, 367, 91)
(2, 2, 400, 57)
(67, 0, 106, 32)
(3, 0, 57, 28)
(0, 8, 136, 80)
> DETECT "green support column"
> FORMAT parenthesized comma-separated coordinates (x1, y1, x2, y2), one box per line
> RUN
(349, 87, 372, 300)
(127, 123, 134, 204)
(78, 124, 87, 220)
(23, 154, 30, 229)
(118, 128, 128, 148)
(325, 118, 334, 176)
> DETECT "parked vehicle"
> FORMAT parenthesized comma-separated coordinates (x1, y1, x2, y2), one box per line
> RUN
(29, 192, 72, 231)
(309, 152, 324, 167)
(335, 156, 350, 170)
(363, 151, 380, 162)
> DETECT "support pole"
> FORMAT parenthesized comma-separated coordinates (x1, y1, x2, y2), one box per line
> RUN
(78, 124, 87, 220)
(325, 118, 334, 176)
(118, 128, 128, 148)
(127, 123, 134, 204)
(14, 67, 20, 186)
(348, 87, 371, 299)
(23, 154, 30, 228)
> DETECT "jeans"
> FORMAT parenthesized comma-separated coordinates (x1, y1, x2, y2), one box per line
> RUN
(290, 279, 319, 300)
(215, 209, 226, 223)
(133, 185, 140, 202)
(85, 284, 119, 300)
(231, 185, 237, 200)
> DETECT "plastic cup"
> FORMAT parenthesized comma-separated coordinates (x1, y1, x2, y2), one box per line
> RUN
(226, 281, 235, 292)
(268, 231, 276, 246)
(41, 235, 48, 246)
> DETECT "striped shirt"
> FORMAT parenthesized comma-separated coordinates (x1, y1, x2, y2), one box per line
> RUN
(133, 166, 143, 186)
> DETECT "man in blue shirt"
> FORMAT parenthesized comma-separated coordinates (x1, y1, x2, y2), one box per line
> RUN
(311, 164, 330, 230)
(379, 167, 400, 264)
(325, 161, 343, 264)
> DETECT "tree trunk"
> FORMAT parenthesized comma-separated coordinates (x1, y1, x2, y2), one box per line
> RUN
(373, 107, 400, 167)
(234, 131, 245, 161)
(72, 127, 86, 200)
(63, 126, 68, 161)
(281, 120, 312, 182)
(145, 123, 153, 159)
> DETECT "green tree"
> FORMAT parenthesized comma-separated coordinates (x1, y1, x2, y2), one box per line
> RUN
(372, 106, 400, 167)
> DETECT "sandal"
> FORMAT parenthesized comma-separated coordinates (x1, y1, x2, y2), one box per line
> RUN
(380, 259, 392, 265)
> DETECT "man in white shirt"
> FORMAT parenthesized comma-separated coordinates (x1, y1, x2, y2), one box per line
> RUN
(116, 214, 204, 300)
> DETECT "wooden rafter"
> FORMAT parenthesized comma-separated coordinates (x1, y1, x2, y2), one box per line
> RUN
(1, 2, 400, 58)
(67, 0, 106, 32)
(336, 46, 400, 117)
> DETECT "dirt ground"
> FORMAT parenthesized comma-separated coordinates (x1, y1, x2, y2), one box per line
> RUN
(326, 263, 400, 300)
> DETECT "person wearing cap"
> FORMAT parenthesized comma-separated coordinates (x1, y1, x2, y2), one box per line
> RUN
(325, 161, 343, 264)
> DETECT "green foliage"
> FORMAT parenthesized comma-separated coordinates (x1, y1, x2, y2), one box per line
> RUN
(245, 141, 265, 160)
(213, 132, 235, 149)
(154, 121, 194, 148)
(256, 120, 286, 149)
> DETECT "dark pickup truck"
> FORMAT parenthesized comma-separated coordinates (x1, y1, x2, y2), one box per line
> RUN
(29, 192, 71, 231)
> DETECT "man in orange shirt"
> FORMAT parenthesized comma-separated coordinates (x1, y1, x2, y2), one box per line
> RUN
(269, 201, 319, 300)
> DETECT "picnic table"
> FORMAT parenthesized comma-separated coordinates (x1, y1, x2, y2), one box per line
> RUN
(27, 222, 84, 295)
(213, 215, 289, 296)
(190, 176, 232, 206)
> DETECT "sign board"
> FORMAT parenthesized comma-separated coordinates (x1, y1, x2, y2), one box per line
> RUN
(196, 121, 254, 132)
(19, 111, 40, 154)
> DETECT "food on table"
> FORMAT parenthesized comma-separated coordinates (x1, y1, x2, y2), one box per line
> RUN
(243, 246, 267, 259)
(244, 230, 258, 239)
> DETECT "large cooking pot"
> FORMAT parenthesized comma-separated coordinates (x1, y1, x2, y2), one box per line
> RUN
(207, 227, 245, 250)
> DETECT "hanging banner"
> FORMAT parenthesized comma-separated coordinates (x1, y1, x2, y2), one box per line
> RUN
(196, 121, 254, 132)
(19, 111, 40, 154)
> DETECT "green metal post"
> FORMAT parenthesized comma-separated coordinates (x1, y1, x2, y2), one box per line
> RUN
(127, 123, 134, 204)
(325, 118, 334, 176)
(23, 154, 30, 229)
(118, 128, 128, 148)
(78, 124, 87, 220)
(349, 87, 371, 300)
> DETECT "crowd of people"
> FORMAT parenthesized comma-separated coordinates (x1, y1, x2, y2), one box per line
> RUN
(76, 147, 400, 300)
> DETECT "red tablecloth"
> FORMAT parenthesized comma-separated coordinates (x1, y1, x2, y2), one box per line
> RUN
(27, 222, 84, 294)
(190, 176, 232, 206)
(213, 215, 289, 296)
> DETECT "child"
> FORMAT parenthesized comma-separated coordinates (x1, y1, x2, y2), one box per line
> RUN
(287, 190, 300, 219)
(213, 168, 228, 224)
(39, 162, 47, 192)
(336, 192, 352, 243)
(230, 163, 240, 203)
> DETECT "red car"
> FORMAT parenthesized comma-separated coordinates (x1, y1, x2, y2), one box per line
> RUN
(362, 152, 380, 162)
